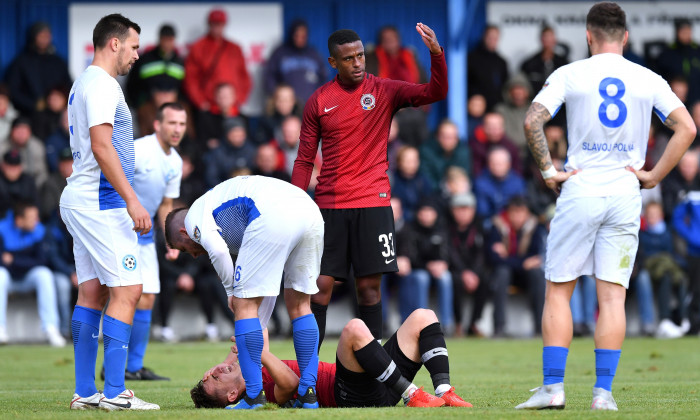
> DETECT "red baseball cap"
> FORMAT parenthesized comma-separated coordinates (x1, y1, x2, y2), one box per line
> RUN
(208, 9, 227, 24)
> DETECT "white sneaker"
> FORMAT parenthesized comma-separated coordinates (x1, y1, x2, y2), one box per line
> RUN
(99, 389, 160, 411)
(160, 326, 178, 343)
(591, 387, 618, 410)
(0, 326, 8, 344)
(655, 319, 683, 339)
(515, 383, 565, 410)
(46, 326, 66, 347)
(70, 392, 102, 410)
(681, 318, 691, 334)
(206, 324, 219, 342)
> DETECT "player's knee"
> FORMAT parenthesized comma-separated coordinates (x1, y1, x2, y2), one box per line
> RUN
(408, 308, 438, 327)
(356, 281, 381, 305)
(341, 318, 371, 341)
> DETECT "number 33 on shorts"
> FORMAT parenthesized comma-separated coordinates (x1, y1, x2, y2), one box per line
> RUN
(378, 233, 395, 263)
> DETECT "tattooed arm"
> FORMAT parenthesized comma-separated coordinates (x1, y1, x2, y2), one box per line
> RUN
(524, 102, 577, 193)
(627, 107, 697, 189)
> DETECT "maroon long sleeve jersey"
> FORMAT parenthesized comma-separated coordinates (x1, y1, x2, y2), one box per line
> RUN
(291, 50, 448, 209)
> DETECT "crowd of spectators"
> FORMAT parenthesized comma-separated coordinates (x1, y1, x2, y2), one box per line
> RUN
(1, 10, 700, 344)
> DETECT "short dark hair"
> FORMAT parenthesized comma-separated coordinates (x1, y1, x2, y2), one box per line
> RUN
(159, 24, 176, 38)
(328, 29, 361, 56)
(586, 2, 626, 42)
(190, 380, 226, 408)
(13, 200, 37, 218)
(164, 207, 188, 249)
(93, 14, 141, 50)
(507, 195, 529, 210)
(155, 102, 185, 122)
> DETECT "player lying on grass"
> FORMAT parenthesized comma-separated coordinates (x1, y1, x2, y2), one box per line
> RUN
(190, 309, 471, 409)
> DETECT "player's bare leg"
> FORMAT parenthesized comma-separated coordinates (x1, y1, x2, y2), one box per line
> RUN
(590, 278, 625, 411)
(228, 296, 266, 409)
(356, 274, 383, 341)
(311, 275, 334, 349)
(285, 288, 320, 408)
(76, 278, 109, 310)
(336, 317, 443, 407)
(516, 280, 576, 410)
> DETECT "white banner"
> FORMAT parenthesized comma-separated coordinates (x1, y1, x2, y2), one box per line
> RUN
(68, 3, 283, 115)
(488, 1, 700, 73)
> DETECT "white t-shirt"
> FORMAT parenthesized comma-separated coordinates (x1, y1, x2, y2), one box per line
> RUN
(133, 133, 182, 244)
(61, 65, 134, 210)
(184, 175, 312, 294)
(533, 53, 684, 197)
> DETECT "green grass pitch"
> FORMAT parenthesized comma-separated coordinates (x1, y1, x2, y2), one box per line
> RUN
(1, 336, 698, 419)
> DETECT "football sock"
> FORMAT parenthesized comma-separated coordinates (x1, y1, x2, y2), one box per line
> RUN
(126, 309, 151, 373)
(594, 349, 621, 391)
(418, 322, 451, 392)
(358, 302, 383, 341)
(71, 305, 101, 397)
(311, 302, 327, 350)
(235, 318, 264, 398)
(401, 384, 419, 403)
(103, 315, 132, 399)
(542, 346, 569, 385)
(292, 314, 319, 395)
(354, 339, 412, 395)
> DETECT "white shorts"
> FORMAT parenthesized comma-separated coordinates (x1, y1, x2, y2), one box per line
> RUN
(545, 194, 641, 288)
(60, 207, 141, 287)
(232, 200, 323, 300)
(139, 242, 160, 294)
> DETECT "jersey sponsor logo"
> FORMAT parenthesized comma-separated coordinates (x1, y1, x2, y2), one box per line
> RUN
(324, 105, 339, 112)
(361, 93, 376, 110)
(581, 142, 634, 152)
(379, 192, 387, 198)
(193, 226, 201, 242)
(122, 254, 137, 271)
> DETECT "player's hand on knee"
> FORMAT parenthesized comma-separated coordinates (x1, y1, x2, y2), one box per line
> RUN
(625, 166, 658, 189)
(544, 169, 579, 195)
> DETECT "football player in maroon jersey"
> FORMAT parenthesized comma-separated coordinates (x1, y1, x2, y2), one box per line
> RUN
(291, 23, 447, 348)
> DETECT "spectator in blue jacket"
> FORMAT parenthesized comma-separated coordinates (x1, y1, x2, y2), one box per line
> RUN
(391, 145, 433, 222)
(474, 147, 526, 222)
(672, 191, 700, 335)
(43, 213, 77, 337)
(0, 201, 64, 346)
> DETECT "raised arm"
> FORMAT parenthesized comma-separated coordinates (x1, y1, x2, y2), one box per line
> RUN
(627, 107, 697, 189)
(524, 102, 576, 194)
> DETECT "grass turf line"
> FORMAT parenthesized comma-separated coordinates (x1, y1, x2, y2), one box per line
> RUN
(0, 337, 698, 419)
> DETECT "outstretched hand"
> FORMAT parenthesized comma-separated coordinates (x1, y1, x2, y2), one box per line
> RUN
(544, 169, 579, 195)
(416, 23, 441, 55)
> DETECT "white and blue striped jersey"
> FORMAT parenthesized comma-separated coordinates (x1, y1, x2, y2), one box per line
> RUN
(60, 66, 134, 210)
(533, 53, 684, 197)
(133, 134, 182, 244)
(184, 175, 312, 294)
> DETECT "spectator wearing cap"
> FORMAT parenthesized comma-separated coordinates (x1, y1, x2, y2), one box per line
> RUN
(203, 117, 256, 188)
(0, 85, 19, 144)
(494, 73, 533, 156)
(474, 146, 526, 221)
(447, 192, 489, 337)
(3, 22, 72, 116)
(486, 196, 546, 337)
(44, 109, 70, 173)
(183, 9, 251, 117)
(263, 19, 327, 105)
(0, 117, 47, 187)
(0, 150, 38, 217)
(0, 200, 65, 346)
(657, 18, 700, 105)
(399, 197, 454, 333)
(126, 24, 185, 108)
(39, 147, 72, 221)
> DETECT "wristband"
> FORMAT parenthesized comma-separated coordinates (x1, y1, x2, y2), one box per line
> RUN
(540, 166, 558, 180)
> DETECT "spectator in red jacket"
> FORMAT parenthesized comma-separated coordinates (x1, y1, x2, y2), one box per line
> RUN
(183, 9, 251, 116)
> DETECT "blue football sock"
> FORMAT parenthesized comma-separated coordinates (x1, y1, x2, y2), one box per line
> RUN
(102, 315, 131, 399)
(594, 349, 621, 391)
(542, 346, 569, 385)
(292, 314, 319, 394)
(235, 318, 264, 398)
(71, 305, 101, 397)
(126, 309, 151, 373)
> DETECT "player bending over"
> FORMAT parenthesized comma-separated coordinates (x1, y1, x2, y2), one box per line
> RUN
(190, 309, 471, 409)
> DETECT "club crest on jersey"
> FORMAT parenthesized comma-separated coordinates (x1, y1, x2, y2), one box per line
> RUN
(361, 93, 376, 110)
(193, 226, 201, 242)
(122, 254, 137, 271)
